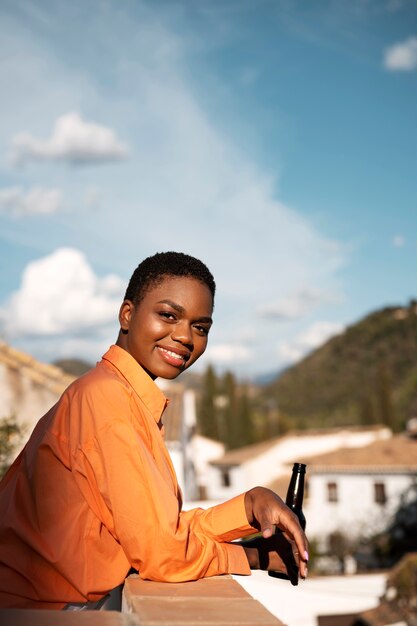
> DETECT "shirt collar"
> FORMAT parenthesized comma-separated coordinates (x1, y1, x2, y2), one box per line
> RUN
(101, 344, 167, 423)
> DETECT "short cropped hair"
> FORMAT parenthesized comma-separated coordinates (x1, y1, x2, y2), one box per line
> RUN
(124, 251, 216, 305)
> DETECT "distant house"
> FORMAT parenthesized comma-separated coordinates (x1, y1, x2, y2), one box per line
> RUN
(187, 435, 225, 502)
(206, 425, 391, 501)
(0, 341, 75, 447)
(301, 431, 417, 551)
(156, 378, 225, 503)
(207, 420, 416, 562)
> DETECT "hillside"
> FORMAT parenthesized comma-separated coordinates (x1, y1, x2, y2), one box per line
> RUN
(53, 358, 93, 377)
(262, 301, 417, 431)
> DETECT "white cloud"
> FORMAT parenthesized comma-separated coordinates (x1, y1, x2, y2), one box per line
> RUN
(10, 112, 129, 165)
(0, 186, 63, 215)
(393, 234, 405, 247)
(50, 336, 113, 363)
(384, 36, 417, 71)
(84, 186, 101, 209)
(1, 248, 125, 337)
(259, 287, 331, 320)
(0, 3, 347, 373)
(205, 344, 250, 364)
(278, 321, 344, 364)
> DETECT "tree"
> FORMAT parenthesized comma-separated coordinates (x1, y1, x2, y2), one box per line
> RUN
(217, 373, 257, 450)
(370, 482, 417, 569)
(387, 552, 417, 612)
(328, 531, 355, 572)
(359, 393, 377, 425)
(197, 366, 257, 449)
(0, 416, 26, 479)
(197, 365, 220, 441)
(376, 362, 396, 430)
(221, 371, 238, 449)
(387, 483, 417, 562)
(236, 384, 255, 448)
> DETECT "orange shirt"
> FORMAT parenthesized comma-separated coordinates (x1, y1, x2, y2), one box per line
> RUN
(0, 345, 253, 609)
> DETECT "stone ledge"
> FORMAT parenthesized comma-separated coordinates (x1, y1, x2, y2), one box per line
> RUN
(122, 574, 286, 625)
(123, 574, 251, 599)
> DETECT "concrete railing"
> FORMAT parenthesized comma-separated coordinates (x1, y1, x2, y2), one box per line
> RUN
(122, 573, 285, 624)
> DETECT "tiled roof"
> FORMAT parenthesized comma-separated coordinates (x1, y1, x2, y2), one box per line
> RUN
(210, 436, 282, 466)
(0, 341, 75, 394)
(210, 425, 389, 467)
(307, 434, 417, 473)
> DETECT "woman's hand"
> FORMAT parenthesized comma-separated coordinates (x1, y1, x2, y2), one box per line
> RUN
(243, 486, 308, 582)
(242, 533, 302, 585)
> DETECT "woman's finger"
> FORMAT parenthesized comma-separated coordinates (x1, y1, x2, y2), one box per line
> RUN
(278, 510, 309, 578)
(261, 522, 276, 539)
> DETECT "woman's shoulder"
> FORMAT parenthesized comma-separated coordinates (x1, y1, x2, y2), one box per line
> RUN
(65, 358, 132, 405)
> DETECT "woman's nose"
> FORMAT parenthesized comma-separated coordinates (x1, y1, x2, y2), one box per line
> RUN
(171, 321, 193, 346)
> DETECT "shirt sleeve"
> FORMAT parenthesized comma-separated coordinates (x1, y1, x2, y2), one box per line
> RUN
(72, 387, 255, 583)
(180, 495, 255, 577)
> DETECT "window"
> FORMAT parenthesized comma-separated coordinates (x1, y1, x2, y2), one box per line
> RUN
(327, 481, 338, 503)
(220, 469, 231, 487)
(374, 482, 387, 505)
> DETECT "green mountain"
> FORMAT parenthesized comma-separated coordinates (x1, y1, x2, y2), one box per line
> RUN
(261, 301, 417, 432)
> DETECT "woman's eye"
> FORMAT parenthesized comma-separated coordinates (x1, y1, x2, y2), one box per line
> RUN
(194, 325, 209, 336)
(160, 311, 176, 320)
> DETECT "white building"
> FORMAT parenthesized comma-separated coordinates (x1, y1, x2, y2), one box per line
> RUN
(302, 432, 417, 550)
(0, 341, 75, 448)
(206, 425, 391, 501)
(206, 425, 417, 555)
(156, 378, 225, 502)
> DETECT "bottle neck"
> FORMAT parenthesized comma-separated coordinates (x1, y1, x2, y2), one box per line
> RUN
(285, 464, 306, 510)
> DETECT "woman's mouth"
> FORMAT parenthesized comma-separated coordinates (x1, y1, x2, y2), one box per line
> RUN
(156, 346, 188, 367)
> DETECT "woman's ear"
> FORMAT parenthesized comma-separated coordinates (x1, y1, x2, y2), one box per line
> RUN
(119, 300, 134, 334)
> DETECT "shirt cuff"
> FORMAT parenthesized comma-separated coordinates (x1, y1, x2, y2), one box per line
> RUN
(209, 493, 256, 542)
(223, 542, 251, 575)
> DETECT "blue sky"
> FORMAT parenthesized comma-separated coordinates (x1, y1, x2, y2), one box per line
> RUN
(0, 0, 416, 378)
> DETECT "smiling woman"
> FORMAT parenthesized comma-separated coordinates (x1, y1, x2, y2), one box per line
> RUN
(0, 251, 308, 611)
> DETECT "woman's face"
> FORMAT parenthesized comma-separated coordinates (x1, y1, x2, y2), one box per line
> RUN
(117, 276, 213, 379)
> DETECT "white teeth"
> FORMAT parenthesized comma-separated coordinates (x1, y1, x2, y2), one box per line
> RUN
(159, 347, 185, 361)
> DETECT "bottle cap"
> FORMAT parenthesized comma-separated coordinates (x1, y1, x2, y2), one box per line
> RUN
(293, 462, 307, 472)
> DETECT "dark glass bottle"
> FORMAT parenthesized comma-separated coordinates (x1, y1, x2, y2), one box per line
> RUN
(285, 462, 307, 530)
(268, 462, 307, 583)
